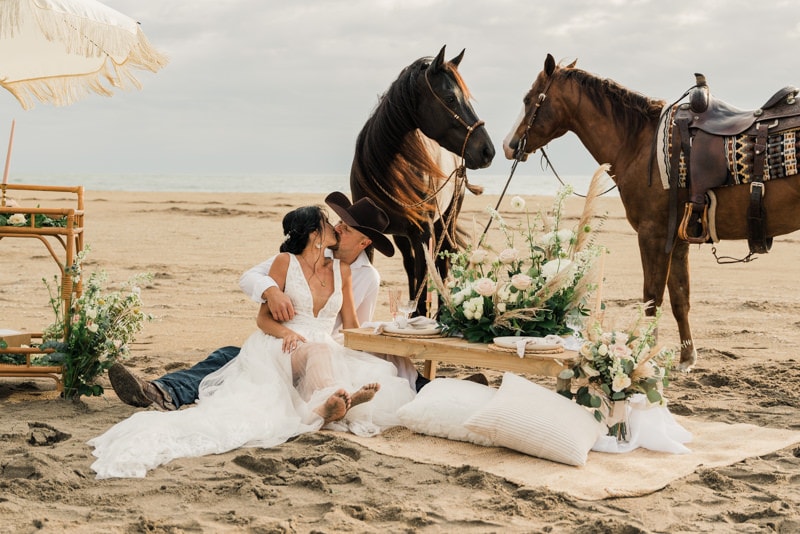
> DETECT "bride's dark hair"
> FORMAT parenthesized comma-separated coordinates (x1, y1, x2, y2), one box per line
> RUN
(280, 206, 328, 254)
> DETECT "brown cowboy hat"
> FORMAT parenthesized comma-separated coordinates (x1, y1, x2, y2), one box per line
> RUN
(325, 192, 395, 257)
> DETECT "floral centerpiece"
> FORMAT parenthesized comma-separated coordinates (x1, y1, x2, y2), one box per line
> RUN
(0, 210, 67, 228)
(567, 306, 675, 441)
(429, 166, 609, 343)
(39, 249, 153, 400)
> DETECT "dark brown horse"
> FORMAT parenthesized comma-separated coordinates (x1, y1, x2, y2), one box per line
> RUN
(503, 54, 800, 370)
(351, 46, 495, 315)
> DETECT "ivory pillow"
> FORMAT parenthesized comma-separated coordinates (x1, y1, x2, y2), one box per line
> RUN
(397, 378, 496, 446)
(464, 372, 603, 466)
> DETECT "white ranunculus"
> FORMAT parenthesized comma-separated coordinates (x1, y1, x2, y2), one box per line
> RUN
(510, 196, 526, 211)
(510, 273, 532, 291)
(498, 248, 519, 264)
(540, 259, 572, 280)
(8, 213, 26, 225)
(612, 373, 632, 392)
(473, 277, 496, 297)
(556, 229, 575, 245)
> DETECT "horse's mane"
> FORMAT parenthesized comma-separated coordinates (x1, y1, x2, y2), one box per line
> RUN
(352, 56, 466, 229)
(560, 66, 665, 143)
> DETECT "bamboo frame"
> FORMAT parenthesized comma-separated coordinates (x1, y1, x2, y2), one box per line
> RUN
(0, 184, 85, 391)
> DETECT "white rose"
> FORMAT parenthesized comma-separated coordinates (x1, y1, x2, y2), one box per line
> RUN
(538, 231, 556, 247)
(597, 343, 609, 356)
(498, 248, 519, 264)
(8, 213, 26, 225)
(469, 249, 489, 265)
(87, 323, 99, 333)
(540, 259, 572, 280)
(510, 196, 526, 211)
(497, 302, 506, 313)
(611, 343, 632, 360)
(86, 308, 98, 319)
(510, 273, 532, 291)
(614, 332, 629, 345)
(473, 278, 496, 297)
(452, 288, 470, 306)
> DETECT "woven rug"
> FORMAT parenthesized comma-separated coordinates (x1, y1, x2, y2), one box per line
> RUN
(337, 417, 800, 501)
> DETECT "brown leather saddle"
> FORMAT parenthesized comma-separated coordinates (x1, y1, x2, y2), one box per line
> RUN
(669, 74, 800, 253)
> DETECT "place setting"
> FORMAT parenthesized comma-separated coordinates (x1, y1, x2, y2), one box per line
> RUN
(371, 289, 442, 337)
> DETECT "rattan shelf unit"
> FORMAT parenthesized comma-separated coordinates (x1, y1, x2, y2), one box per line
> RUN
(0, 183, 85, 391)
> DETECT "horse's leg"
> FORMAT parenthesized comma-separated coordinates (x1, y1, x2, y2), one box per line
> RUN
(410, 237, 430, 317)
(393, 235, 416, 303)
(665, 240, 697, 371)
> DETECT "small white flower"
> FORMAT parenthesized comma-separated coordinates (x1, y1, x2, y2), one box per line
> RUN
(556, 229, 575, 245)
(87, 323, 99, 333)
(498, 248, 519, 264)
(8, 213, 26, 225)
(467, 297, 485, 320)
(510, 196, 526, 211)
(86, 308, 98, 319)
(473, 277, 496, 297)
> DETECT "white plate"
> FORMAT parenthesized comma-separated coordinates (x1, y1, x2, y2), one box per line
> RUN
(493, 336, 563, 351)
(384, 324, 442, 336)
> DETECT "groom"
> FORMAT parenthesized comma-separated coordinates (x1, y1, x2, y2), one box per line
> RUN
(109, 192, 431, 410)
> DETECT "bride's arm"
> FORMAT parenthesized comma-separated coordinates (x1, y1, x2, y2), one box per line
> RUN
(255, 253, 305, 352)
(339, 262, 359, 330)
(256, 303, 306, 353)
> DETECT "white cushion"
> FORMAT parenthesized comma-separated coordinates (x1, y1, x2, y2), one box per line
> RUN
(464, 372, 603, 466)
(397, 378, 497, 446)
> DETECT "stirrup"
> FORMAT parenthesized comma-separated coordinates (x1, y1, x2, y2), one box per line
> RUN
(677, 202, 710, 244)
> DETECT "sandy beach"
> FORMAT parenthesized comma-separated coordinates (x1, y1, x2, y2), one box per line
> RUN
(1, 187, 799, 533)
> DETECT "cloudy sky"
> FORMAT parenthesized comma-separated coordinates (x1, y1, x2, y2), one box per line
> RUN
(2, 0, 799, 188)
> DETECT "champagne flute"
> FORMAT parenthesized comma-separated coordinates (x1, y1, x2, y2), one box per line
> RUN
(388, 288, 401, 325)
(396, 299, 417, 329)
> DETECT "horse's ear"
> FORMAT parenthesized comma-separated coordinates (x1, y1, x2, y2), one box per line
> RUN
(449, 48, 465, 68)
(565, 58, 578, 69)
(432, 45, 447, 72)
(545, 54, 556, 76)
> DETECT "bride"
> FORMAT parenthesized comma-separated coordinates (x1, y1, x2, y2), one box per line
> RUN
(88, 205, 415, 479)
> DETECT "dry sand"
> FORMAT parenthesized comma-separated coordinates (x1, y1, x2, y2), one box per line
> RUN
(1, 187, 799, 533)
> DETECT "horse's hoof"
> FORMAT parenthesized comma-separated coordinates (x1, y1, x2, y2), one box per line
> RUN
(677, 360, 694, 373)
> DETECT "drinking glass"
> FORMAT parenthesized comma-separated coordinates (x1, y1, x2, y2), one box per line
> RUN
(396, 299, 417, 329)
(387, 288, 401, 324)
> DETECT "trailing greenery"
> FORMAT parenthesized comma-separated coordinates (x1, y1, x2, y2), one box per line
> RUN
(39, 249, 153, 400)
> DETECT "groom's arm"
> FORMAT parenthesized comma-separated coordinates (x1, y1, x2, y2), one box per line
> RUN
(239, 255, 295, 321)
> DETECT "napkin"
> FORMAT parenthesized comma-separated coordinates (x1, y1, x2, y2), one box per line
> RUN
(513, 334, 565, 357)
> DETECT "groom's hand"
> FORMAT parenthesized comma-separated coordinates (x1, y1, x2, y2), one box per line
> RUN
(265, 286, 295, 322)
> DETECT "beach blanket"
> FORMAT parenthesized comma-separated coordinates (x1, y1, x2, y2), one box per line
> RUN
(337, 416, 800, 501)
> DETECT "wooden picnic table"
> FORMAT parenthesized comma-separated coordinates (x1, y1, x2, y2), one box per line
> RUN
(342, 328, 577, 389)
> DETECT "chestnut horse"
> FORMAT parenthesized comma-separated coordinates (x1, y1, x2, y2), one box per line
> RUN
(503, 54, 800, 369)
(351, 46, 495, 315)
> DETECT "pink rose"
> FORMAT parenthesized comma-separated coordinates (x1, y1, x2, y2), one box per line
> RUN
(473, 277, 496, 297)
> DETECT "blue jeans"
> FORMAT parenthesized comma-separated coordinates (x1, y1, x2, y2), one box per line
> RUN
(153, 345, 240, 409)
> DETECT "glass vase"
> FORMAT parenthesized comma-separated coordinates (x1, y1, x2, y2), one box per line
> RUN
(606, 399, 630, 443)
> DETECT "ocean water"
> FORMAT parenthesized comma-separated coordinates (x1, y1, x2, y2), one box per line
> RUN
(8, 171, 617, 197)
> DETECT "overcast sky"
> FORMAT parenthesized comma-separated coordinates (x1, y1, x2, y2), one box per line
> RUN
(3, 0, 799, 187)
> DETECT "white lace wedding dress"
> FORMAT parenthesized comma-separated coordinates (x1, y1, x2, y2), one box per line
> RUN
(88, 256, 415, 479)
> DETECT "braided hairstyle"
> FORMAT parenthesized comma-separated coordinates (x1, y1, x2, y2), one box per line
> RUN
(280, 206, 328, 254)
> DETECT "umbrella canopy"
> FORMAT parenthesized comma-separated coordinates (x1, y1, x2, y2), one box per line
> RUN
(0, 0, 167, 109)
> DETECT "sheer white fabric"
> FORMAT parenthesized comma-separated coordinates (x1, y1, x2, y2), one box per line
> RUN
(88, 256, 415, 479)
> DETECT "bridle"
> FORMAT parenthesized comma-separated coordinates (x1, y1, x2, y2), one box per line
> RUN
(424, 66, 485, 160)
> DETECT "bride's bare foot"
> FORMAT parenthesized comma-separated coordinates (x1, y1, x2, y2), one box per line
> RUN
(316, 389, 350, 424)
(350, 383, 380, 408)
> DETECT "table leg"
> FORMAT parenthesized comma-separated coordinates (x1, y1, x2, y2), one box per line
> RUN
(422, 360, 438, 380)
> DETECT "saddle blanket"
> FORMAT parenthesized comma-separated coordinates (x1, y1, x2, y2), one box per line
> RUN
(656, 105, 799, 190)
